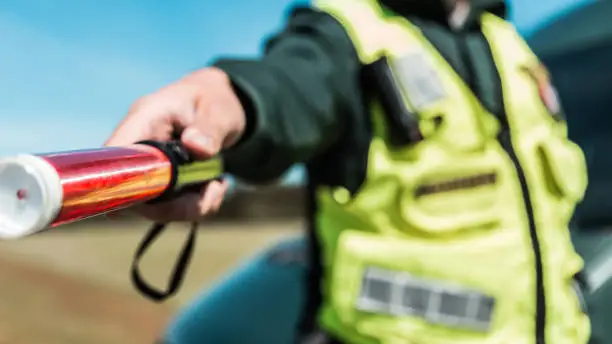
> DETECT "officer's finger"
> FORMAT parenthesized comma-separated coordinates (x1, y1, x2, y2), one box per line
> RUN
(104, 115, 153, 147)
(106, 94, 187, 147)
(210, 179, 230, 212)
(198, 180, 228, 215)
(181, 126, 220, 159)
(181, 90, 234, 159)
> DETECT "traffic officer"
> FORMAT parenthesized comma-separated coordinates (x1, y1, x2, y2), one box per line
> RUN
(106, 0, 592, 342)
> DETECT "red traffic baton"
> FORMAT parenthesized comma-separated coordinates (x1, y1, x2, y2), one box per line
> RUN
(0, 140, 222, 239)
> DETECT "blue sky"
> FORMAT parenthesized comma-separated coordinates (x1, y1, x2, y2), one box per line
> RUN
(0, 0, 593, 184)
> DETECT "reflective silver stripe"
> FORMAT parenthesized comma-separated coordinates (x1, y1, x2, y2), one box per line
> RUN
(391, 52, 446, 110)
(356, 267, 495, 332)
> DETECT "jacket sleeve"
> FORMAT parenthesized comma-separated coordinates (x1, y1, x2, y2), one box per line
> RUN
(213, 6, 362, 183)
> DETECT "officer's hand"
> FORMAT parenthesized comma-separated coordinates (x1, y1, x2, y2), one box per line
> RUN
(104, 67, 246, 222)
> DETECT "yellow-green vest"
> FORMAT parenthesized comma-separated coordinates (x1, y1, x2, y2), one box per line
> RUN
(311, 0, 590, 343)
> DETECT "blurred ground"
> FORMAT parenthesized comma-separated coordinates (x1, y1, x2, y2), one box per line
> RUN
(0, 219, 301, 344)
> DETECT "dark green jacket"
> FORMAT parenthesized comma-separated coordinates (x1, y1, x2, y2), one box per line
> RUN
(217, 0, 507, 194)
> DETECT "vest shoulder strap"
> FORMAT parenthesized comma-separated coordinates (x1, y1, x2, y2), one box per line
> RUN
(313, 0, 390, 64)
(481, 13, 537, 63)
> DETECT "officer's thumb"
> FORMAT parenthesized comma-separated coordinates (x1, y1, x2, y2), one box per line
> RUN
(181, 126, 221, 159)
(179, 67, 245, 159)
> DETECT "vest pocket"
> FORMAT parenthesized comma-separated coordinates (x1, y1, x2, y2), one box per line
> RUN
(537, 138, 588, 202)
(399, 182, 500, 235)
(397, 161, 505, 235)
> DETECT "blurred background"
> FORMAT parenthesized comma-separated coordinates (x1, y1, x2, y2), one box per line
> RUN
(0, 0, 610, 343)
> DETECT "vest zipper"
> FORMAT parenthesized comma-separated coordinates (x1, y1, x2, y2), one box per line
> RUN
(497, 124, 546, 344)
(458, 33, 546, 344)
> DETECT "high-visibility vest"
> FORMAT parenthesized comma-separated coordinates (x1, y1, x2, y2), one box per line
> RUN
(311, 0, 590, 343)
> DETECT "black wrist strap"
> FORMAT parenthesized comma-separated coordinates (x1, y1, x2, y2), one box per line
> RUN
(130, 221, 198, 302)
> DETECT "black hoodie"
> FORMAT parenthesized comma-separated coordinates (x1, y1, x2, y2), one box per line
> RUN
(216, 0, 508, 191)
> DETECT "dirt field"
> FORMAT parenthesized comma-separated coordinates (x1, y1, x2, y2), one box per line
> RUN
(0, 219, 301, 344)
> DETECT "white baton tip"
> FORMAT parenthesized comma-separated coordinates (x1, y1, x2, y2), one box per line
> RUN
(0, 154, 63, 239)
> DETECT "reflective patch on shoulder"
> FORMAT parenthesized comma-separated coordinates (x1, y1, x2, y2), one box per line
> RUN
(521, 63, 564, 119)
(391, 51, 446, 109)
